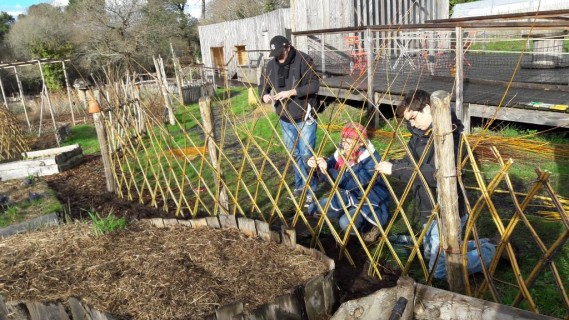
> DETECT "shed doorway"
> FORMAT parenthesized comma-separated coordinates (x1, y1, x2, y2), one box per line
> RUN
(235, 45, 247, 66)
(211, 47, 224, 68)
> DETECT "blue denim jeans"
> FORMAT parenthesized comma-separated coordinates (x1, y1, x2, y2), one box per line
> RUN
(280, 119, 317, 192)
(424, 216, 497, 279)
(431, 238, 497, 279)
(308, 197, 369, 233)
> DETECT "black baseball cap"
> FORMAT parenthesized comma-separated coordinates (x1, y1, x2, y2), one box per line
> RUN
(269, 35, 290, 57)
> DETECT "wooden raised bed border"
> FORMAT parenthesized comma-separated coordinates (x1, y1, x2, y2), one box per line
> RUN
(0, 215, 337, 320)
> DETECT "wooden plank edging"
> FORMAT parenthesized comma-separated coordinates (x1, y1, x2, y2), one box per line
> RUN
(142, 216, 337, 320)
(0, 213, 60, 239)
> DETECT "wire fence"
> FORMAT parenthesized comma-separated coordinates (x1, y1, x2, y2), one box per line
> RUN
(300, 28, 569, 85)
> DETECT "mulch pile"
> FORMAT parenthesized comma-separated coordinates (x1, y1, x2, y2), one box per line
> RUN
(0, 221, 329, 319)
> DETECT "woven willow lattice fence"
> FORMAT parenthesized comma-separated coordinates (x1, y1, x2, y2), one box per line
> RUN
(0, 106, 29, 162)
(90, 71, 569, 318)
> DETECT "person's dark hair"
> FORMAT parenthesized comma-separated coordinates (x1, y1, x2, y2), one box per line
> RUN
(395, 89, 431, 118)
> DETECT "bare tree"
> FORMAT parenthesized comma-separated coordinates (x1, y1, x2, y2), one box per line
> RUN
(205, 0, 289, 24)
(7, 4, 73, 91)
(70, 0, 199, 73)
(7, 4, 72, 60)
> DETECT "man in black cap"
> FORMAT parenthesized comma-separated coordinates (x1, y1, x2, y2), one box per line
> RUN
(258, 35, 320, 206)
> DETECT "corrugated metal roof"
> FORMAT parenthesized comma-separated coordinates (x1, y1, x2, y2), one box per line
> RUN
(452, 0, 569, 18)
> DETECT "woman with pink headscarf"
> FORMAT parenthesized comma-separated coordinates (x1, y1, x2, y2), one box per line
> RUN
(307, 122, 391, 238)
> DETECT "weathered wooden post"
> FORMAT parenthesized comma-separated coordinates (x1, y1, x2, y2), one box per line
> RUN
(13, 66, 31, 129)
(61, 60, 76, 126)
(454, 27, 469, 133)
(170, 42, 185, 105)
(0, 76, 7, 109)
(198, 96, 230, 214)
(37, 60, 59, 146)
(153, 56, 175, 125)
(88, 96, 116, 193)
(430, 90, 464, 293)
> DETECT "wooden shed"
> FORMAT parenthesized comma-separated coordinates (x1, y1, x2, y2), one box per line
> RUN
(198, 0, 449, 78)
(198, 8, 291, 79)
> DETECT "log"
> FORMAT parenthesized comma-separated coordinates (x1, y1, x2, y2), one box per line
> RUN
(68, 297, 90, 320)
(330, 277, 415, 320)
(162, 219, 179, 226)
(254, 220, 271, 241)
(0, 295, 8, 319)
(1, 148, 84, 180)
(218, 214, 237, 229)
(215, 301, 243, 320)
(0, 158, 57, 170)
(0, 213, 59, 238)
(25, 301, 69, 320)
(205, 216, 221, 228)
(304, 275, 333, 319)
(57, 154, 84, 171)
(280, 226, 296, 248)
(237, 217, 256, 237)
(22, 144, 80, 159)
(4, 301, 29, 319)
(414, 283, 558, 320)
(191, 218, 208, 228)
(273, 293, 303, 320)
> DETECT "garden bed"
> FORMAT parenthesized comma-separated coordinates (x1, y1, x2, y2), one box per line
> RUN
(0, 178, 62, 235)
(0, 218, 335, 319)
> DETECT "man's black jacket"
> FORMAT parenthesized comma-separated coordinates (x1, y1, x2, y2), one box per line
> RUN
(258, 48, 320, 123)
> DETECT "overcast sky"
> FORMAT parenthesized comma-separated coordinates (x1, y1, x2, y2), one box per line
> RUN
(0, 0, 204, 18)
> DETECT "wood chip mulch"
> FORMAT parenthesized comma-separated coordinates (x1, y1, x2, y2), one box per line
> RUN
(0, 221, 329, 319)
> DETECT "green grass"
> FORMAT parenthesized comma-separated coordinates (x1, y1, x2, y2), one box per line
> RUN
(471, 39, 530, 52)
(471, 39, 569, 53)
(88, 210, 127, 236)
(63, 124, 100, 154)
(0, 190, 63, 228)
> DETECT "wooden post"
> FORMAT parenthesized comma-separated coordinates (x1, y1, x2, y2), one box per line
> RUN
(13, 66, 30, 129)
(365, 28, 378, 128)
(88, 98, 116, 192)
(153, 56, 175, 125)
(198, 96, 229, 214)
(37, 60, 59, 146)
(414, 283, 552, 320)
(0, 76, 7, 109)
(170, 42, 185, 105)
(62, 61, 75, 126)
(430, 90, 464, 293)
(454, 27, 469, 133)
(321, 33, 326, 74)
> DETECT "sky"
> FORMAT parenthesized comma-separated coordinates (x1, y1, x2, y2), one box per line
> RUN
(0, 0, 204, 18)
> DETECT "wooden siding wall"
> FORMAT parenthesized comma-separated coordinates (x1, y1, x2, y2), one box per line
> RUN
(198, 9, 290, 73)
(353, 0, 448, 26)
(293, 0, 448, 32)
(198, 0, 449, 70)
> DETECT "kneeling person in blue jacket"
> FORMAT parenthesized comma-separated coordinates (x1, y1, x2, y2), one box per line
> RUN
(306, 123, 391, 237)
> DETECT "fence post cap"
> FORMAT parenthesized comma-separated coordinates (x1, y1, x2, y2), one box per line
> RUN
(88, 100, 101, 114)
